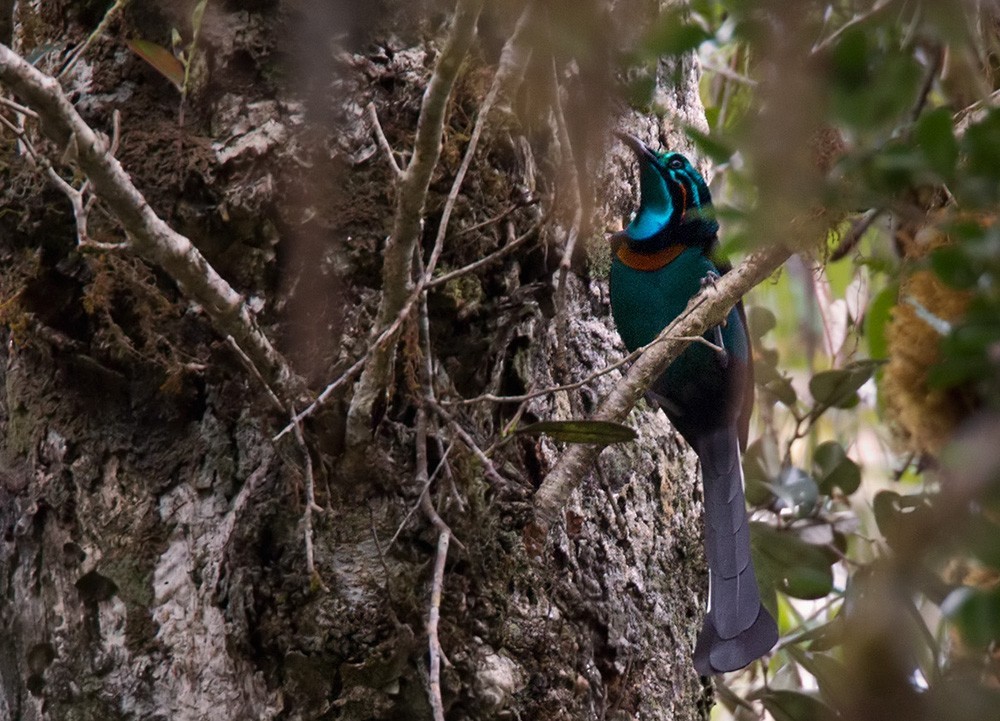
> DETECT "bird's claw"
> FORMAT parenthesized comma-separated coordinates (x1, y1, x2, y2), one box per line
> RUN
(710, 325, 730, 368)
(700, 270, 722, 290)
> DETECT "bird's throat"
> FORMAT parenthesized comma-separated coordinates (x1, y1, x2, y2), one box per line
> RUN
(615, 242, 685, 271)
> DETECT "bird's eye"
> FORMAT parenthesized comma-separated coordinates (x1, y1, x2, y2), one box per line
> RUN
(667, 157, 684, 170)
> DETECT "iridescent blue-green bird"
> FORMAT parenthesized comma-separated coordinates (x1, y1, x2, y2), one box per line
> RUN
(610, 134, 777, 675)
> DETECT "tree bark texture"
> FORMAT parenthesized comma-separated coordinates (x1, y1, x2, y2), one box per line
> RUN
(0, 1, 716, 719)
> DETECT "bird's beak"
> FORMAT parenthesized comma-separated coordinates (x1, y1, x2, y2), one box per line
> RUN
(615, 132, 659, 166)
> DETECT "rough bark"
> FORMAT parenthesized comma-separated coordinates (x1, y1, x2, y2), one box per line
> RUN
(0, 1, 725, 720)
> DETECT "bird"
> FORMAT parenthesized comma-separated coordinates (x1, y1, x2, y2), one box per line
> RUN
(609, 133, 778, 675)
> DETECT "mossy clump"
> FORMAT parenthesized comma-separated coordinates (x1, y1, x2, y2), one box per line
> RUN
(883, 216, 977, 456)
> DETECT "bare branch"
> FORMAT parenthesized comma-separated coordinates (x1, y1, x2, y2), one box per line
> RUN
(345, 0, 485, 447)
(0, 43, 301, 402)
(59, 0, 132, 79)
(427, 399, 510, 488)
(447, 334, 724, 407)
(426, 218, 540, 289)
(830, 208, 883, 261)
(0, 95, 37, 118)
(530, 244, 794, 537)
(292, 412, 327, 590)
(427, 529, 450, 721)
(426, 3, 536, 280)
(367, 102, 403, 176)
(812, 0, 898, 54)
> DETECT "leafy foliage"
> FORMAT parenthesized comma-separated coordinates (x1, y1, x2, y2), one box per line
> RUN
(626, 0, 1000, 718)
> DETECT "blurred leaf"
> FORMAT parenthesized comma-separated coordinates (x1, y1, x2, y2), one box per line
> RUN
(809, 360, 879, 409)
(829, 33, 921, 131)
(963, 514, 1000, 568)
(942, 586, 1000, 647)
(872, 490, 933, 549)
(757, 689, 837, 721)
(686, 126, 734, 164)
(753, 523, 835, 600)
(755, 360, 798, 407)
(644, 9, 713, 56)
(930, 245, 979, 290)
(786, 647, 851, 706)
(515, 420, 636, 444)
(624, 70, 657, 110)
(963, 109, 1000, 180)
(865, 282, 898, 360)
(748, 305, 777, 340)
(813, 441, 861, 496)
(764, 466, 819, 514)
(915, 107, 958, 179)
(127, 39, 184, 89)
(744, 437, 780, 506)
(829, 27, 869, 90)
(797, 614, 846, 653)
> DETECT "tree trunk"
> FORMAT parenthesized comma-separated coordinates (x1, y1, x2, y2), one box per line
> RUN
(0, 1, 715, 719)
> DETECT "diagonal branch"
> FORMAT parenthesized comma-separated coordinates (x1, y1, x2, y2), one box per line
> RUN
(0, 43, 300, 402)
(530, 243, 794, 537)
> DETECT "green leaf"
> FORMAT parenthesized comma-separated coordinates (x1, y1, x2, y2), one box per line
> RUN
(785, 648, 852, 706)
(515, 420, 637, 445)
(747, 305, 777, 340)
(865, 282, 898, 360)
(757, 689, 837, 721)
(127, 39, 184, 89)
(685, 126, 733, 164)
(753, 523, 835, 600)
(942, 586, 1000, 647)
(743, 439, 775, 506)
(872, 490, 933, 549)
(813, 441, 862, 496)
(930, 245, 979, 290)
(764, 466, 819, 514)
(808, 360, 880, 408)
(963, 109, 1000, 180)
(643, 9, 713, 56)
(829, 27, 869, 90)
(916, 107, 959, 179)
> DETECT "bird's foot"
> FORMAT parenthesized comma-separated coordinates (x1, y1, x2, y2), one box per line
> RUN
(710, 325, 730, 368)
(700, 270, 721, 290)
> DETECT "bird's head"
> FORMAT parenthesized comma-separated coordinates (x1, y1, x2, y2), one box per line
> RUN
(616, 133, 718, 250)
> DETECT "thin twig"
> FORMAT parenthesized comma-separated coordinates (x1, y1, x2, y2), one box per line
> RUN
(909, 45, 943, 125)
(59, 0, 132, 79)
(416, 408, 465, 552)
(446, 334, 724, 407)
(453, 199, 535, 238)
(427, 529, 450, 721)
(427, 217, 541, 288)
(368, 102, 403, 176)
(812, 0, 898, 54)
(427, 398, 510, 487)
(0, 96, 37, 118)
(829, 208, 883, 262)
(700, 60, 758, 87)
(387, 440, 455, 550)
(426, 4, 534, 278)
(225, 335, 286, 413)
(292, 412, 327, 589)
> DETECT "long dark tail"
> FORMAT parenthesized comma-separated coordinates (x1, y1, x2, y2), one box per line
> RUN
(691, 424, 778, 675)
